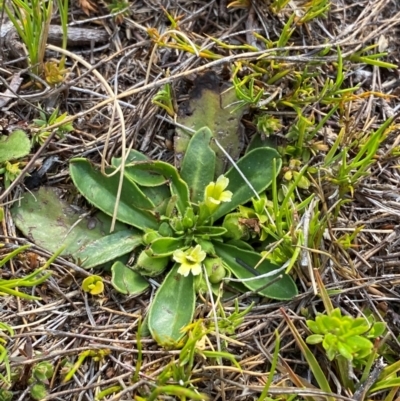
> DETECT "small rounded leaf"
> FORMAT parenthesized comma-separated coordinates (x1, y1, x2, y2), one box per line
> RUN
(111, 261, 149, 295)
(82, 275, 104, 295)
(306, 334, 323, 345)
(204, 257, 226, 284)
(31, 383, 48, 401)
(134, 251, 169, 277)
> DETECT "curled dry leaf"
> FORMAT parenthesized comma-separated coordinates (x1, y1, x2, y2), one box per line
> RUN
(77, 0, 98, 16)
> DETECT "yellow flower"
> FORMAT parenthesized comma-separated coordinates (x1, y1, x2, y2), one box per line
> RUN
(204, 175, 232, 212)
(173, 245, 206, 277)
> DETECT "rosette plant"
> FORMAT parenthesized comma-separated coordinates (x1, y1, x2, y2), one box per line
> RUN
(69, 127, 297, 345)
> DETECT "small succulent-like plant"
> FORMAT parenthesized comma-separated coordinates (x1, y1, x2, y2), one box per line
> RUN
(31, 107, 73, 145)
(306, 308, 386, 361)
(29, 361, 54, 400)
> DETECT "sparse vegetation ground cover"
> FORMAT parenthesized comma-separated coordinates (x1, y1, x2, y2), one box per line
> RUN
(1, 0, 400, 400)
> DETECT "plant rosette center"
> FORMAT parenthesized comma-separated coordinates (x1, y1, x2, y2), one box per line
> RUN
(60, 126, 298, 345)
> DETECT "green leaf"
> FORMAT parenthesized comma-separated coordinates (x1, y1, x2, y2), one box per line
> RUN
(70, 158, 159, 230)
(213, 242, 297, 300)
(76, 230, 143, 268)
(212, 147, 282, 221)
(306, 334, 323, 344)
(147, 237, 186, 257)
(130, 161, 190, 215)
(369, 322, 386, 338)
(180, 127, 216, 203)
(337, 342, 353, 360)
(112, 150, 167, 187)
(31, 383, 47, 400)
(140, 185, 171, 215)
(11, 187, 129, 255)
(246, 132, 277, 153)
(0, 130, 31, 163)
(111, 261, 150, 295)
(225, 239, 254, 251)
(148, 264, 195, 346)
(195, 226, 227, 237)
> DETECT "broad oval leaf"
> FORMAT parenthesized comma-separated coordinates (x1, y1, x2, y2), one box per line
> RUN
(112, 150, 167, 187)
(180, 127, 216, 204)
(70, 158, 159, 230)
(212, 148, 282, 221)
(111, 261, 150, 295)
(130, 161, 190, 215)
(213, 242, 297, 300)
(77, 229, 143, 268)
(148, 264, 195, 346)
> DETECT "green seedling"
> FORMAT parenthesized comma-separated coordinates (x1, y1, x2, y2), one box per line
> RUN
(0, 323, 14, 386)
(255, 115, 282, 137)
(297, 0, 330, 23)
(5, 0, 53, 76)
(29, 361, 54, 400)
(0, 244, 52, 300)
(147, 13, 221, 61)
(0, 389, 13, 401)
(82, 275, 104, 295)
(270, 0, 290, 13)
(0, 245, 56, 394)
(5, 0, 69, 77)
(95, 385, 123, 400)
(106, 0, 130, 24)
(152, 84, 175, 117)
(334, 226, 364, 250)
(31, 107, 73, 145)
(208, 299, 253, 336)
(323, 117, 394, 209)
(0, 130, 31, 188)
(151, 319, 239, 400)
(232, 66, 263, 110)
(63, 349, 110, 383)
(348, 44, 398, 69)
(0, 162, 23, 189)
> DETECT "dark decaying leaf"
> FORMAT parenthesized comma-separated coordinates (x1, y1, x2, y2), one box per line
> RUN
(175, 71, 246, 177)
